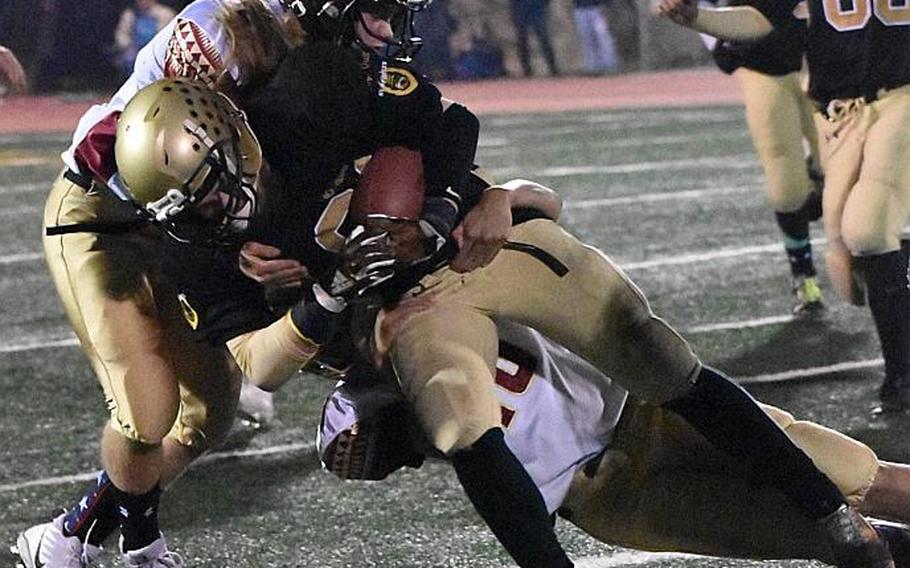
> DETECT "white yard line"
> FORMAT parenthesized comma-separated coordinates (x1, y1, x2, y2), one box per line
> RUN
(576, 551, 708, 567)
(686, 314, 796, 333)
(0, 442, 316, 493)
(0, 182, 45, 195)
(621, 238, 826, 271)
(0, 336, 78, 353)
(0, 252, 43, 265)
(495, 154, 757, 179)
(737, 359, 883, 385)
(564, 184, 758, 209)
(0, 205, 40, 217)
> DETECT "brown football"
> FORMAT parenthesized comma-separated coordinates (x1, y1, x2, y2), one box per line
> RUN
(350, 146, 425, 225)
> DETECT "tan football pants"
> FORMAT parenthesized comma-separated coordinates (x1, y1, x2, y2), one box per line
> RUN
(560, 401, 879, 562)
(816, 84, 910, 257)
(42, 169, 241, 448)
(385, 219, 701, 454)
(735, 67, 820, 213)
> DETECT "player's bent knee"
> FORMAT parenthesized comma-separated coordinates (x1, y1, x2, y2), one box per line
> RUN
(109, 413, 175, 447)
(842, 225, 894, 256)
(619, 315, 700, 404)
(784, 421, 879, 504)
(415, 369, 501, 455)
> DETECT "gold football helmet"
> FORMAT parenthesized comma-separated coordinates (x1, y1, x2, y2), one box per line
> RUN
(115, 77, 263, 240)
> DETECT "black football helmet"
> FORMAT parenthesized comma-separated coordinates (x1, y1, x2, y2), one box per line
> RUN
(279, 0, 431, 61)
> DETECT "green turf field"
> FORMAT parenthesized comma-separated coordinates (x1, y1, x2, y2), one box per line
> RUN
(2, 106, 905, 567)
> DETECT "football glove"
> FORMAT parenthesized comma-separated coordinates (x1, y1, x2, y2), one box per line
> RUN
(327, 225, 397, 304)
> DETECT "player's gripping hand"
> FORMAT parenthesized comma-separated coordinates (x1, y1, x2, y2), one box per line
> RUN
(451, 187, 512, 273)
(239, 241, 309, 290)
(328, 225, 397, 303)
(658, 0, 699, 26)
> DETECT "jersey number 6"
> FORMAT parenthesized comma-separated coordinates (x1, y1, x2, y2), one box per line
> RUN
(822, 0, 910, 31)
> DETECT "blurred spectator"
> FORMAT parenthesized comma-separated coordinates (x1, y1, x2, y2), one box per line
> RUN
(414, 0, 458, 81)
(509, 0, 559, 76)
(454, 23, 506, 80)
(573, 0, 618, 74)
(113, 0, 175, 77)
(0, 45, 28, 95)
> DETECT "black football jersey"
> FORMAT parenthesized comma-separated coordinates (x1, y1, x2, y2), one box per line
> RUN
(711, 0, 806, 76)
(751, 0, 910, 105)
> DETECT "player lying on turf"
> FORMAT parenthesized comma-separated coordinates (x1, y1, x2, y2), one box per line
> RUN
(317, 318, 910, 567)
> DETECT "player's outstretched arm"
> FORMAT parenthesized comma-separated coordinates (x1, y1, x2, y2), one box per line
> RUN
(658, 0, 773, 41)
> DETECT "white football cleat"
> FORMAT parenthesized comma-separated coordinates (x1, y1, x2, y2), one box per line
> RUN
(120, 535, 183, 568)
(12, 513, 102, 568)
(237, 377, 275, 429)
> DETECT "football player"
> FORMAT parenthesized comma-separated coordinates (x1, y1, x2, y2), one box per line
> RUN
(701, 2, 825, 313)
(658, 0, 910, 417)
(16, 1, 425, 567)
(317, 318, 910, 566)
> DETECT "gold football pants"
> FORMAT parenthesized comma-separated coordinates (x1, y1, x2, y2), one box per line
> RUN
(560, 401, 879, 561)
(735, 67, 819, 213)
(817, 84, 910, 257)
(385, 219, 701, 454)
(42, 169, 241, 448)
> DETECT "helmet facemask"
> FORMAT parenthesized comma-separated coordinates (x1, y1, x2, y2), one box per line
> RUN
(144, 125, 259, 246)
(355, 0, 430, 62)
(280, 0, 430, 62)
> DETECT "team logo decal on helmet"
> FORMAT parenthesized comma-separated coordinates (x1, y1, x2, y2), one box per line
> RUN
(378, 65, 418, 96)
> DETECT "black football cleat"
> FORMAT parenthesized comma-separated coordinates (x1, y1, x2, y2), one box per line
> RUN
(822, 505, 895, 568)
(871, 520, 910, 568)
(871, 385, 910, 418)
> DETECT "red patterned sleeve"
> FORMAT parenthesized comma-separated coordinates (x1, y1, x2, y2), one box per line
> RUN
(164, 17, 226, 87)
(72, 112, 122, 183)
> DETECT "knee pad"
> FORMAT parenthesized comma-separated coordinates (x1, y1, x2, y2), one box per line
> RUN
(416, 367, 502, 455)
(781, 420, 879, 503)
(841, 181, 904, 255)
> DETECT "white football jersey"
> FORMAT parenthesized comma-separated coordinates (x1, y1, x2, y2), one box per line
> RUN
(494, 320, 628, 513)
(62, 0, 284, 175)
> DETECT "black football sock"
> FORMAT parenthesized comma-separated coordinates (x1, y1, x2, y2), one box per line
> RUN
(775, 210, 816, 277)
(801, 157, 824, 223)
(112, 484, 163, 552)
(665, 366, 844, 519)
(61, 470, 120, 546)
(854, 251, 910, 397)
(451, 428, 573, 568)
